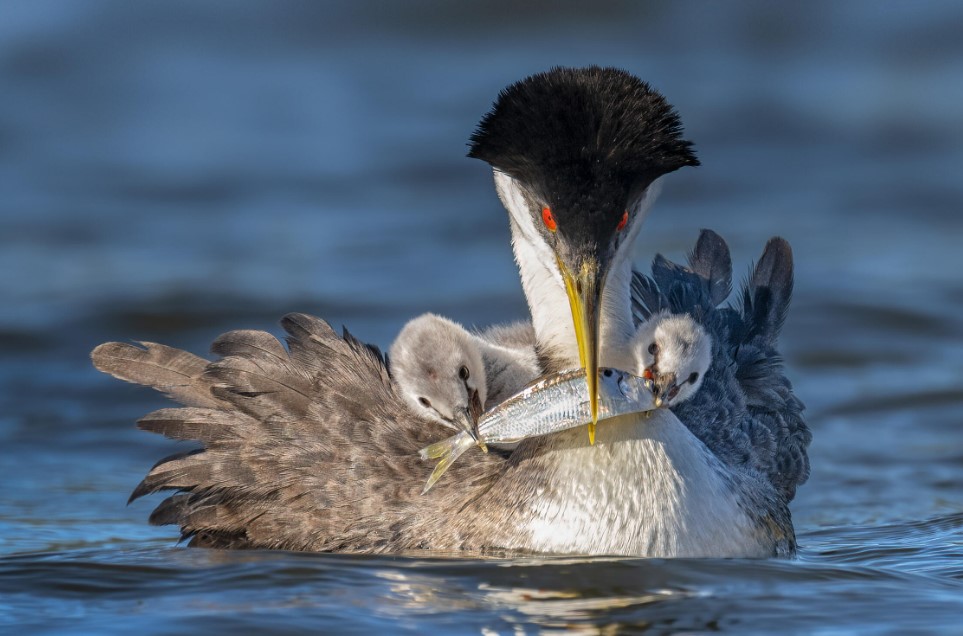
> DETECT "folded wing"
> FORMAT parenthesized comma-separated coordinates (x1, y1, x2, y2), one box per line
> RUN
(630, 230, 810, 502)
(92, 313, 507, 551)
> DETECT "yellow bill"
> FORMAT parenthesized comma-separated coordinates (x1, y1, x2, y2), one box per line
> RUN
(560, 257, 602, 444)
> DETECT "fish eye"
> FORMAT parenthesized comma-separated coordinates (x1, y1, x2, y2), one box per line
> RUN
(602, 369, 613, 378)
(688, 372, 699, 384)
(459, 365, 470, 380)
(418, 397, 431, 408)
(648, 343, 658, 356)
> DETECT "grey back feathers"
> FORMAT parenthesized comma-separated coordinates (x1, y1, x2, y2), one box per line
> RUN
(471, 321, 541, 405)
(631, 230, 810, 501)
(741, 237, 794, 347)
(90, 341, 223, 410)
(93, 313, 509, 551)
(689, 229, 733, 307)
(631, 229, 732, 324)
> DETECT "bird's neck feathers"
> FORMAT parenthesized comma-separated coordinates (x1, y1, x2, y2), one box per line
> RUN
(494, 170, 660, 372)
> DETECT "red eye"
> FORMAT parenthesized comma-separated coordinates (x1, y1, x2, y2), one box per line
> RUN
(541, 207, 557, 232)
(616, 210, 629, 231)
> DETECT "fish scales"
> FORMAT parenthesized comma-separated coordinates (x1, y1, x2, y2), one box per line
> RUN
(480, 369, 648, 442)
(419, 368, 656, 492)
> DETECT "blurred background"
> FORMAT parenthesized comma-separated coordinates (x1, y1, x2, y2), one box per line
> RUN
(1, 1, 962, 633)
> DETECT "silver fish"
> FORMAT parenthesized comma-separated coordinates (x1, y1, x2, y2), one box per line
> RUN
(418, 367, 656, 492)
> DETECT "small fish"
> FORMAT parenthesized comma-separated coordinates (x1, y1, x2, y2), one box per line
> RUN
(418, 368, 656, 492)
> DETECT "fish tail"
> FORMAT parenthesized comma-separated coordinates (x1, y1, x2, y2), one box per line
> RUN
(418, 433, 476, 494)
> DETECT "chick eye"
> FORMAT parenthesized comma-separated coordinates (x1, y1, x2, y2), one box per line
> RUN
(418, 397, 431, 408)
(616, 210, 629, 231)
(459, 365, 470, 381)
(541, 206, 557, 232)
(688, 372, 699, 384)
(648, 343, 658, 356)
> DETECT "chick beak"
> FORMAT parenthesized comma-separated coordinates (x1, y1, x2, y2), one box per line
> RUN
(560, 257, 603, 444)
(467, 388, 487, 453)
(653, 371, 677, 408)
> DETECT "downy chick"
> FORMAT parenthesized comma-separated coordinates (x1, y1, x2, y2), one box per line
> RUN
(389, 314, 489, 450)
(631, 311, 712, 408)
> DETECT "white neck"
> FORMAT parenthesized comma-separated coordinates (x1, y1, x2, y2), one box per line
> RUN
(493, 170, 662, 370)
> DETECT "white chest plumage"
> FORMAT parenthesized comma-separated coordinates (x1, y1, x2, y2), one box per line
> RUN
(511, 411, 771, 558)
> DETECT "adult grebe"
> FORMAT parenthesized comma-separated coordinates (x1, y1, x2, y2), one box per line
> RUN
(92, 67, 809, 557)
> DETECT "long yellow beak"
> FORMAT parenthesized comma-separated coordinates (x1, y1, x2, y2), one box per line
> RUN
(560, 257, 603, 444)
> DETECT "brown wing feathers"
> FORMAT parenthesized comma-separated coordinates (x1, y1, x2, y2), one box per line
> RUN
(92, 313, 495, 551)
(90, 341, 223, 409)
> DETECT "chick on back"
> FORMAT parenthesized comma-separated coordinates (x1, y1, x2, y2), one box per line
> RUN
(389, 314, 488, 443)
(631, 311, 712, 408)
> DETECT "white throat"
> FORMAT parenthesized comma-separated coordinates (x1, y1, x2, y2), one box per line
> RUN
(493, 170, 662, 370)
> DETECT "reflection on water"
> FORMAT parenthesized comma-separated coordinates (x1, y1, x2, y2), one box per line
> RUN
(3, 535, 962, 633)
(2, 1, 963, 634)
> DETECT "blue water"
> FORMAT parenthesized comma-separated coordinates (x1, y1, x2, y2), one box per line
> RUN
(2, 1, 963, 633)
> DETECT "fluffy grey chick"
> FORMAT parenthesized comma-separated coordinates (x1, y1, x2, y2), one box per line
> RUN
(389, 314, 489, 449)
(631, 311, 712, 408)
